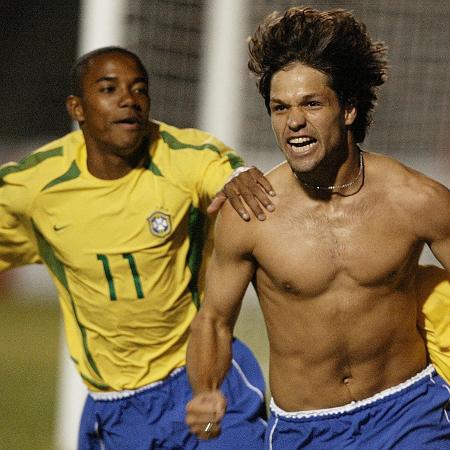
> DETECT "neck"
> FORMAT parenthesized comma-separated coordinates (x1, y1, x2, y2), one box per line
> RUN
(86, 138, 149, 180)
(294, 146, 364, 195)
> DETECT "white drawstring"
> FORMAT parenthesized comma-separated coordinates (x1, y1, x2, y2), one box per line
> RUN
(269, 417, 279, 450)
(442, 384, 450, 423)
(429, 371, 436, 384)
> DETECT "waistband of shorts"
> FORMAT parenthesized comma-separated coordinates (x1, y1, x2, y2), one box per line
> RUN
(270, 364, 435, 419)
(88, 367, 185, 401)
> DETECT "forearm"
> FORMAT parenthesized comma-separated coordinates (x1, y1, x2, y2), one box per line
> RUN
(187, 310, 233, 395)
(185, 204, 255, 439)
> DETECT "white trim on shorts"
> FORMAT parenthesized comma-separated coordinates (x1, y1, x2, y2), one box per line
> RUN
(88, 367, 185, 401)
(88, 356, 266, 403)
(231, 358, 265, 402)
(270, 364, 435, 419)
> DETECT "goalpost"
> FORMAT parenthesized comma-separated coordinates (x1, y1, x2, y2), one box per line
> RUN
(198, 0, 248, 149)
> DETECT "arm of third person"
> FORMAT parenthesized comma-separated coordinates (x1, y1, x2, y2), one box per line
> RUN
(207, 166, 276, 221)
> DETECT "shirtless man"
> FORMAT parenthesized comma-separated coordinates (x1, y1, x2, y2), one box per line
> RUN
(185, 7, 450, 449)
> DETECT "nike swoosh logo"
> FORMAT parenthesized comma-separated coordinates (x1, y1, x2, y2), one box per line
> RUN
(53, 224, 70, 232)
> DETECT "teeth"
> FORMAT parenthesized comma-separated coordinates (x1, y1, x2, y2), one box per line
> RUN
(288, 137, 312, 144)
(288, 137, 316, 151)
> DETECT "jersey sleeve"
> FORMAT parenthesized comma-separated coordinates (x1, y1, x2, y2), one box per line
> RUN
(0, 167, 40, 272)
(182, 131, 244, 212)
(156, 123, 245, 213)
(198, 138, 244, 210)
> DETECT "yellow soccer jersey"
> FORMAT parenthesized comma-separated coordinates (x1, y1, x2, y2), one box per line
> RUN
(0, 121, 243, 391)
(416, 265, 450, 383)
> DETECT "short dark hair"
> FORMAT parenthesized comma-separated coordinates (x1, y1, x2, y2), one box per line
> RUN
(248, 7, 388, 143)
(69, 46, 149, 97)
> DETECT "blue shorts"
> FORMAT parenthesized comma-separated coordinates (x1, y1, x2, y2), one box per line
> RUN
(266, 365, 450, 450)
(78, 338, 267, 449)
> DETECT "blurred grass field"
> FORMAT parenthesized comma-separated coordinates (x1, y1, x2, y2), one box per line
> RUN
(0, 300, 60, 450)
(0, 283, 268, 450)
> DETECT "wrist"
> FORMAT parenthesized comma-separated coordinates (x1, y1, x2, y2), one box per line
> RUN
(227, 166, 253, 182)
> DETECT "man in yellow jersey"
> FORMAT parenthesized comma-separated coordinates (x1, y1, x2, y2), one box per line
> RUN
(0, 47, 271, 449)
(186, 7, 450, 449)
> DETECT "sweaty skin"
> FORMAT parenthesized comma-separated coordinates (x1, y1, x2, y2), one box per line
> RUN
(186, 63, 450, 432)
(204, 154, 448, 408)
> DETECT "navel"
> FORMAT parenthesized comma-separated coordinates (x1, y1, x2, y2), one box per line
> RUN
(342, 376, 352, 385)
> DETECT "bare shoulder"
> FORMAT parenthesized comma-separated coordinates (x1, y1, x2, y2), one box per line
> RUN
(366, 152, 449, 207)
(216, 162, 292, 254)
(366, 152, 450, 240)
(263, 160, 294, 198)
(265, 160, 290, 182)
(215, 200, 258, 254)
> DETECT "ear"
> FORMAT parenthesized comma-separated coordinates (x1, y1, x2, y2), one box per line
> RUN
(66, 95, 85, 123)
(344, 102, 357, 126)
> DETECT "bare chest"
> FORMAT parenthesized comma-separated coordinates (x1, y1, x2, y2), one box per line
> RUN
(253, 198, 421, 296)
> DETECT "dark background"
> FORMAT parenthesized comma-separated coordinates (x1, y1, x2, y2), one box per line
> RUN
(0, 0, 79, 140)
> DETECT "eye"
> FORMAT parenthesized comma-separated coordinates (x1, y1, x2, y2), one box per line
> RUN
(306, 100, 321, 108)
(134, 86, 149, 95)
(271, 104, 287, 112)
(100, 85, 115, 93)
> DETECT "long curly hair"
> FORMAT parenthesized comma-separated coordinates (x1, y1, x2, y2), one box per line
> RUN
(248, 7, 388, 143)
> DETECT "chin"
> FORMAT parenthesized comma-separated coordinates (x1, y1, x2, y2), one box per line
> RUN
(117, 137, 145, 153)
(287, 159, 316, 175)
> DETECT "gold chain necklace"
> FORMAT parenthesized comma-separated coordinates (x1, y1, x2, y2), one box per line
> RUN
(298, 151, 364, 191)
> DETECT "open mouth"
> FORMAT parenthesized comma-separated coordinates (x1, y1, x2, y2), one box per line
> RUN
(287, 136, 317, 152)
(114, 117, 143, 127)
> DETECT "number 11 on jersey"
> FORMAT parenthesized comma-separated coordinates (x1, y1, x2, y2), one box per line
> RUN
(97, 253, 144, 301)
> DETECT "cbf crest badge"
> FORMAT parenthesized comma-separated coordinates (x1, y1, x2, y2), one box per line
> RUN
(148, 211, 171, 237)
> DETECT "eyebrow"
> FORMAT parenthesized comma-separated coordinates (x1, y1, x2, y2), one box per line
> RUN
(270, 93, 326, 104)
(94, 76, 148, 84)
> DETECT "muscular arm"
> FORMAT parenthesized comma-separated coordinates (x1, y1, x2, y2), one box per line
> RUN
(420, 180, 450, 271)
(186, 203, 255, 439)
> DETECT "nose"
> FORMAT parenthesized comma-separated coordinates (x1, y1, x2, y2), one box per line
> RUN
(287, 107, 306, 130)
(119, 89, 142, 110)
